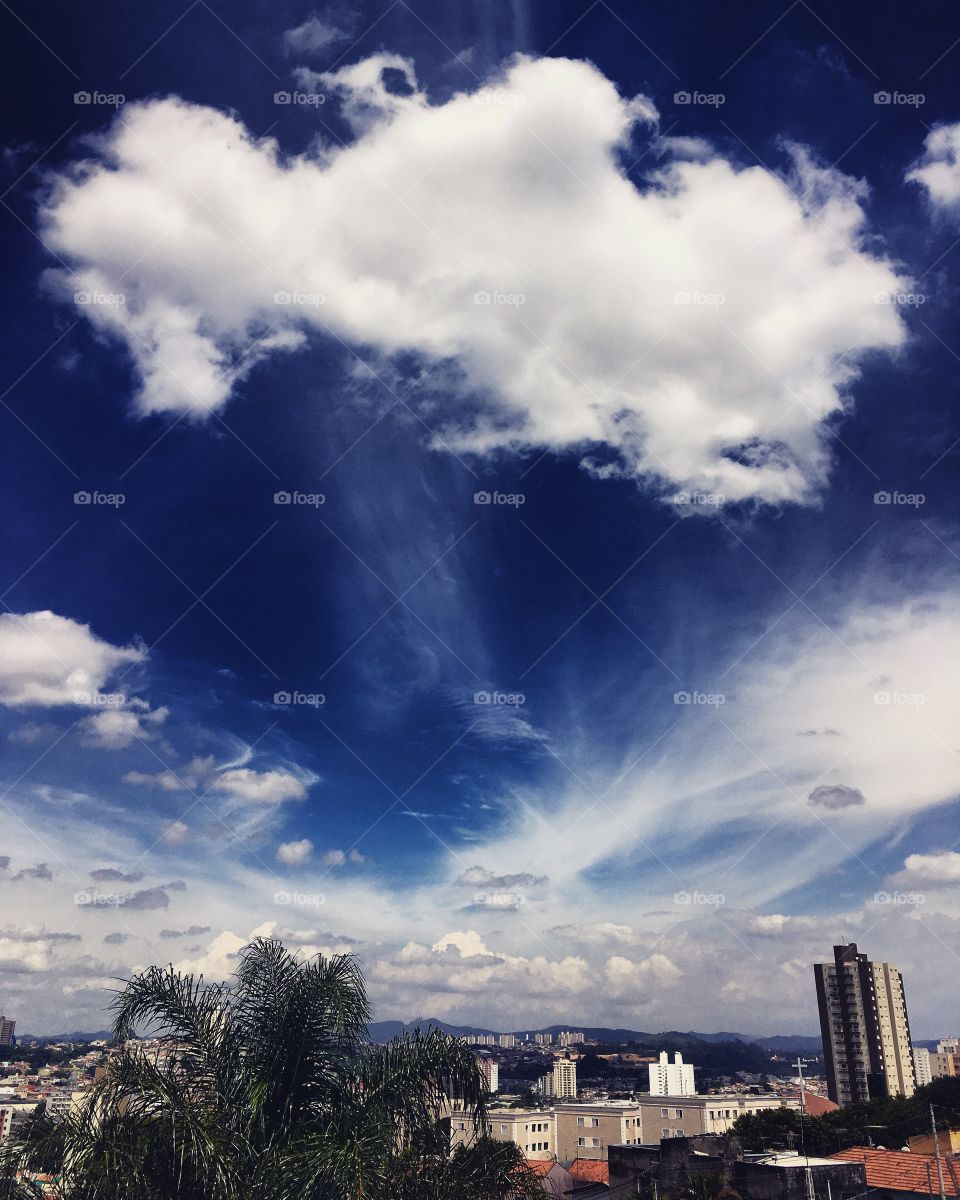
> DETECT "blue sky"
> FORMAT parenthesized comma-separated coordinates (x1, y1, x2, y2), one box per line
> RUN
(1, 0, 959, 1035)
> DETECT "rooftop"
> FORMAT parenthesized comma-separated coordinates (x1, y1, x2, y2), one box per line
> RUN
(832, 1148, 960, 1196)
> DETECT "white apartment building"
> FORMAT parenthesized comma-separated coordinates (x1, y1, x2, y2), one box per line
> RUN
(648, 1051, 697, 1096)
(913, 1046, 933, 1087)
(498, 1033, 516, 1048)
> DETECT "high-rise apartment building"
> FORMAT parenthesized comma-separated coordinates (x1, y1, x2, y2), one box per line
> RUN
(648, 1051, 696, 1096)
(0, 1018, 14, 1048)
(475, 1055, 499, 1093)
(497, 1033, 515, 1048)
(913, 1046, 933, 1087)
(814, 943, 915, 1105)
(542, 1057, 577, 1099)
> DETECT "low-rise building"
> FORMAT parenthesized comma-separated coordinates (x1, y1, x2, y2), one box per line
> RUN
(450, 1108, 556, 1160)
(832, 1148, 960, 1200)
(555, 1100, 644, 1161)
(612, 1135, 867, 1200)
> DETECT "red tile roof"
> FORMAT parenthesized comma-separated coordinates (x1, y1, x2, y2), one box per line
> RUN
(525, 1160, 558, 1177)
(568, 1158, 610, 1183)
(832, 1148, 960, 1196)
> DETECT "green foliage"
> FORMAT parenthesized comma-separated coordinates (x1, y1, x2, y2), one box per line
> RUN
(729, 1077, 960, 1155)
(2, 939, 541, 1200)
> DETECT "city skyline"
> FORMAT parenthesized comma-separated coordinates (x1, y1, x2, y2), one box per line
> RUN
(0, 0, 959, 1035)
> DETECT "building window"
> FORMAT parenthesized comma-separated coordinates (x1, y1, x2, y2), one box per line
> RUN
(661, 1108, 668, 1118)
(675, 1109, 683, 1118)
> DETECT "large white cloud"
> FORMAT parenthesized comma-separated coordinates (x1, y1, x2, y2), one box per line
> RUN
(907, 123, 960, 212)
(41, 54, 907, 505)
(0, 610, 143, 708)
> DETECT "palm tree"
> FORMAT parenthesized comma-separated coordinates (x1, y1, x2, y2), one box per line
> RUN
(4, 939, 542, 1200)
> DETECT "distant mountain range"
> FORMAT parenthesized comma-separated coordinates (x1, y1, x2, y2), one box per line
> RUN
(366, 1019, 823, 1056)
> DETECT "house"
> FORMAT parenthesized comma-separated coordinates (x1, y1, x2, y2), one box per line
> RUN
(832, 1147, 960, 1200)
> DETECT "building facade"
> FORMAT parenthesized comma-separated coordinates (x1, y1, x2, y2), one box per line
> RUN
(649, 1050, 697, 1096)
(0, 1018, 14, 1048)
(554, 1101, 644, 1161)
(814, 943, 915, 1105)
(476, 1055, 499, 1093)
(450, 1109, 555, 1160)
(912, 1046, 933, 1087)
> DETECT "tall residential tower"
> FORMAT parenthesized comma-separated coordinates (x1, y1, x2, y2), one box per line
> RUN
(814, 943, 915, 1105)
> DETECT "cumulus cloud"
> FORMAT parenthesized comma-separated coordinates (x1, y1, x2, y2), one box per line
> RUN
(277, 838, 313, 865)
(0, 611, 142, 708)
(808, 783, 865, 810)
(81, 704, 168, 749)
(160, 820, 189, 845)
(907, 123, 960, 211)
(453, 865, 547, 889)
(42, 55, 906, 506)
(213, 768, 308, 806)
(890, 851, 960, 888)
(605, 952, 683, 998)
(10, 863, 53, 882)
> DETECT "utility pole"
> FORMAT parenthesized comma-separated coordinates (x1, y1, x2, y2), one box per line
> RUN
(794, 1058, 810, 1164)
(930, 1105, 946, 1200)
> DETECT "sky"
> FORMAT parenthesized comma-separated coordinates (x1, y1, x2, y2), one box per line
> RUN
(0, 0, 959, 1037)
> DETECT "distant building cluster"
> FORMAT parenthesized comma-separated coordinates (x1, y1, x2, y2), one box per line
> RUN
(913, 1038, 960, 1087)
